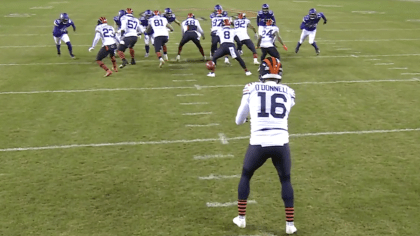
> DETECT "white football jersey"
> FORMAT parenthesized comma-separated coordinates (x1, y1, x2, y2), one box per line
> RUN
(120, 14, 141, 37)
(93, 24, 117, 46)
(236, 81, 295, 146)
(234, 18, 251, 41)
(217, 26, 236, 44)
(211, 16, 229, 32)
(258, 25, 279, 48)
(149, 15, 169, 37)
(181, 18, 204, 36)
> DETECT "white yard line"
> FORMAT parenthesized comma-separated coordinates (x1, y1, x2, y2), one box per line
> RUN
(364, 59, 381, 61)
(206, 200, 257, 208)
(172, 79, 196, 82)
(194, 85, 202, 90)
(1, 128, 419, 152)
(193, 154, 234, 160)
(335, 48, 352, 50)
(180, 102, 209, 105)
(388, 68, 408, 70)
(401, 73, 420, 75)
(186, 123, 219, 127)
(0, 78, 417, 95)
(375, 63, 394, 65)
(172, 74, 193, 76)
(198, 174, 240, 180)
(218, 133, 229, 144)
(0, 62, 91, 66)
(182, 112, 212, 116)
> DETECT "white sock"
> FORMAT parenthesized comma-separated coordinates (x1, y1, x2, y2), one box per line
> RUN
(287, 221, 294, 226)
(239, 215, 245, 220)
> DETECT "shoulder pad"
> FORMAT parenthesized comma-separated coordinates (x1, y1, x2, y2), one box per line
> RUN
(257, 10, 263, 15)
(303, 15, 309, 21)
(243, 82, 256, 94)
(269, 10, 274, 14)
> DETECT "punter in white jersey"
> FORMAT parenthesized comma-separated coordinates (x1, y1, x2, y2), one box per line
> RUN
(176, 13, 206, 61)
(146, 10, 174, 67)
(210, 9, 230, 64)
(88, 17, 119, 77)
(117, 8, 142, 68)
(207, 19, 250, 77)
(233, 12, 259, 65)
(233, 57, 297, 235)
(256, 19, 288, 62)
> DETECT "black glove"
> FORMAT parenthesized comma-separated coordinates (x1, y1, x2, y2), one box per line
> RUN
(323, 20, 327, 25)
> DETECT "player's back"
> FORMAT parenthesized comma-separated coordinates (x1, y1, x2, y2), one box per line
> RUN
(246, 81, 295, 145)
(95, 24, 116, 46)
(121, 14, 140, 37)
(259, 25, 278, 47)
(211, 16, 228, 32)
(234, 18, 250, 40)
(218, 26, 236, 44)
(149, 15, 169, 37)
(182, 18, 200, 31)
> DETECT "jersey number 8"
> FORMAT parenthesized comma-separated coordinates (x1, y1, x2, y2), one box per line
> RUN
(257, 92, 287, 118)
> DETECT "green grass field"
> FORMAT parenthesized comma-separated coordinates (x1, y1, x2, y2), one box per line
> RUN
(1, 0, 420, 235)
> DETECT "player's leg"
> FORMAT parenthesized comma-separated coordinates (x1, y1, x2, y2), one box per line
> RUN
(260, 47, 268, 62)
(61, 34, 75, 58)
(144, 34, 150, 57)
(177, 35, 189, 61)
(267, 47, 281, 60)
(96, 46, 112, 77)
(308, 30, 319, 55)
(269, 144, 296, 234)
(162, 36, 169, 61)
(127, 36, 138, 65)
(234, 145, 268, 228)
(117, 39, 129, 68)
(243, 39, 259, 65)
(210, 31, 218, 59)
(108, 44, 118, 72)
(53, 36, 61, 56)
(295, 29, 308, 53)
(207, 45, 227, 77)
(154, 36, 166, 67)
(227, 45, 251, 76)
(191, 33, 205, 60)
(234, 36, 243, 54)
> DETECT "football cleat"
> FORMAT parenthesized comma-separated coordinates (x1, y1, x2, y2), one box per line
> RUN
(176, 55, 181, 62)
(253, 58, 260, 65)
(233, 216, 246, 228)
(224, 57, 230, 65)
(207, 72, 215, 77)
(70, 54, 76, 59)
(57, 52, 61, 56)
(245, 71, 252, 76)
(203, 56, 206, 61)
(159, 58, 165, 68)
(316, 48, 320, 55)
(238, 50, 243, 55)
(112, 66, 118, 72)
(144, 53, 149, 57)
(131, 58, 136, 65)
(286, 224, 297, 234)
(164, 54, 169, 61)
(104, 70, 112, 77)
(295, 47, 299, 54)
(119, 59, 128, 68)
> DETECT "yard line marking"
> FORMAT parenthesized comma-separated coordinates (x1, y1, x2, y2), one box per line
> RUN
(194, 84, 202, 90)
(401, 73, 420, 75)
(198, 174, 240, 180)
(317, 4, 342, 7)
(180, 102, 209, 105)
(375, 63, 394, 65)
(172, 79, 196, 82)
(0, 33, 90, 36)
(0, 62, 91, 66)
(50, 1, 69, 3)
(0, 44, 90, 48)
(193, 154, 234, 160)
(29, 6, 54, 9)
(176, 94, 203, 97)
(182, 112, 212, 116)
(0, 78, 417, 95)
(206, 200, 257, 208)
(335, 48, 352, 50)
(388, 67, 408, 70)
(364, 59, 381, 61)
(218, 133, 229, 144)
(172, 74, 193, 76)
(185, 123, 219, 127)
(1, 128, 419, 152)
(407, 19, 420, 22)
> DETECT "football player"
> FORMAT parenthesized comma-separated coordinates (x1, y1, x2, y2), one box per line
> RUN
(233, 13, 259, 65)
(146, 10, 174, 68)
(207, 19, 251, 77)
(210, 9, 230, 64)
(117, 8, 142, 68)
(113, 10, 126, 42)
(139, 9, 154, 57)
(256, 4, 276, 27)
(88, 17, 119, 77)
(176, 13, 206, 62)
(256, 19, 288, 62)
(52, 13, 76, 58)
(210, 4, 229, 17)
(295, 8, 327, 55)
(233, 56, 297, 235)
(163, 8, 181, 26)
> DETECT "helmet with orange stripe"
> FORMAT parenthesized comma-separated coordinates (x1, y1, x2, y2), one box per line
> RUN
(238, 13, 246, 19)
(187, 13, 195, 19)
(259, 57, 283, 83)
(153, 10, 160, 16)
(97, 17, 107, 25)
(126, 8, 133, 14)
(223, 19, 231, 27)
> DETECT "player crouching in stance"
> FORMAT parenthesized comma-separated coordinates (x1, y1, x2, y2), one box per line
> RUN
(295, 8, 327, 55)
(52, 13, 76, 58)
(88, 17, 119, 77)
(117, 8, 142, 69)
(177, 13, 206, 62)
(146, 10, 174, 68)
(256, 19, 287, 62)
(233, 13, 259, 65)
(233, 57, 297, 235)
(207, 19, 251, 77)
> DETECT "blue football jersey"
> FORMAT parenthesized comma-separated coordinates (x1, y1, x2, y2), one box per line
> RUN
(163, 13, 176, 23)
(113, 15, 122, 29)
(139, 16, 153, 35)
(52, 18, 75, 37)
(300, 12, 326, 31)
(257, 10, 276, 26)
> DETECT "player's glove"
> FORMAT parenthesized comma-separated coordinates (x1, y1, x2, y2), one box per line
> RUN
(255, 46, 260, 49)
(283, 45, 288, 51)
(202, 35, 205, 40)
(324, 20, 327, 25)
(254, 33, 258, 40)
(88, 47, 94, 52)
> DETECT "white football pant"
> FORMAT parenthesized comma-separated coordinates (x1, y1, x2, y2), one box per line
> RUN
(144, 35, 155, 46)
(299, 29, 316, 44)
(53, 34, 70, 45)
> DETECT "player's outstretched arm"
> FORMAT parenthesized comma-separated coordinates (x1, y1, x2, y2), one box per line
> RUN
(236, 94, 250, 125)
(321, 13, 327, 24)
(70, 20, 76, 32)
(89, 32, 101, 51)
(174, 19, 181, 26)
(275, 31, 287, 50)
(166, 23, 174, 32)
(256, 35, 262, 48)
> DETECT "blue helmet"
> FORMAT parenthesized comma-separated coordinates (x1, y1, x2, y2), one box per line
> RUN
(118, 10, 126, 17)
(60, 13, 69, 23)
(214, 4, 223, 12)
(262, 4, 269, 13)
(309, 8, 317, 19)
(144, 9, 153, 18)
(164, 8, 172, 15)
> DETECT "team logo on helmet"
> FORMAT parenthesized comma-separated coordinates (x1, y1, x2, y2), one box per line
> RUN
(259, 57, 283, 82)
(223, 19, 231, 26)
(265, 18, 273, 26)
(153, 10, 160, 16)
(187, 13, 195, 18)
(126, 8, 133, 14)
(238, 12, 246, 19)
(97, 17, 107, 25)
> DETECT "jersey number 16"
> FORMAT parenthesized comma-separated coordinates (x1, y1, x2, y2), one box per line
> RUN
(257, 92, 287, 118)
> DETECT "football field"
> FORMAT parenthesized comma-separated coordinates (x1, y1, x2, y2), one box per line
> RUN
(1, 0, 420, 235)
